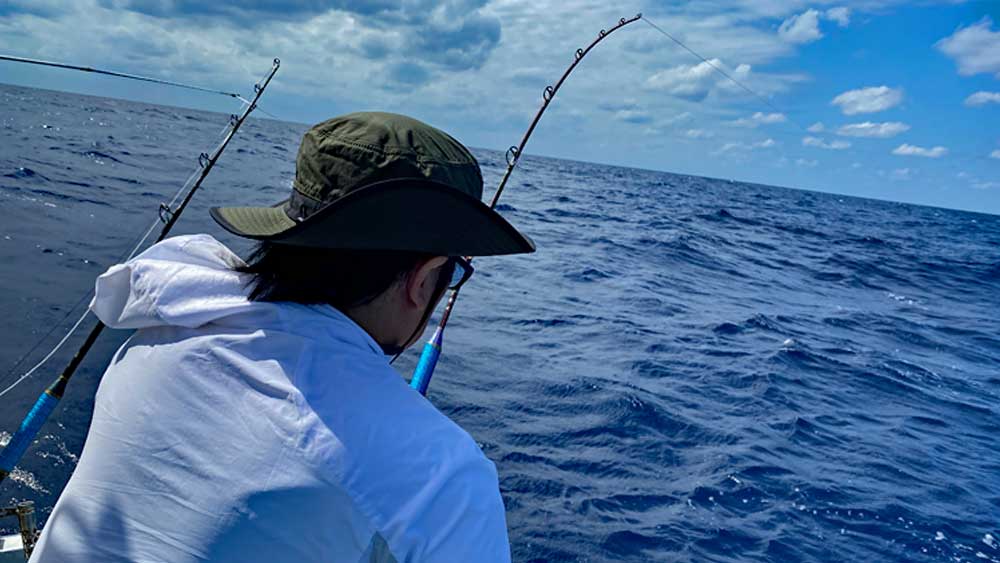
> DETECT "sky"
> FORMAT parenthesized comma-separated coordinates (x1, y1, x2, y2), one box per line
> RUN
(0, 0, 998, 214)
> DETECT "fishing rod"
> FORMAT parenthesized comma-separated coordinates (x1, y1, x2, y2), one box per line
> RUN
(0, 54, 244, 100)
(409, 13, 643, 396)
(0, 54, 281, 119)
(0, 58, 281, 487)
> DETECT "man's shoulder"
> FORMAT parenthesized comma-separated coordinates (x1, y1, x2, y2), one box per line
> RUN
(303, 351, 495, 475)
(297, 345, 493, 479)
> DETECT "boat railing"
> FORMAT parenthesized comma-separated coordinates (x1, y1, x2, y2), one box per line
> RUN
(0, 502, 36, 562)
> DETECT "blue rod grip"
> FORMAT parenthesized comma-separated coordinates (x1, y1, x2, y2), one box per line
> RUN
(410, 328, 442, 396)
(0, 391, 59, 474)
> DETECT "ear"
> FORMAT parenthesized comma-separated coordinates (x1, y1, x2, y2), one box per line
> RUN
(404, 256, 449, 309)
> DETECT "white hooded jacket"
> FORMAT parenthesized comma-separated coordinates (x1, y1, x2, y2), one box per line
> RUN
(29, 234, 511, 563)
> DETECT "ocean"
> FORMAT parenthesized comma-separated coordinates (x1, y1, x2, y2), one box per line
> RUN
(0, 83, 998, 562)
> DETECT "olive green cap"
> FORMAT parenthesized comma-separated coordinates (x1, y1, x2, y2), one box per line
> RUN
(210, 111, 535, 256)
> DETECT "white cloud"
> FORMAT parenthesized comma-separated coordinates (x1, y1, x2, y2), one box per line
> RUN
(613, 109, 653, 124)
(892, 144, 949, 158)
(755, 112, 787, 125)
(663, 111, 694, 125)
(836, 121, 910, 138)
(956, 170, 1000, 189)
(935, 17, 1000, 79)
(991, 150, 1000, 159)
(685, 128, 714, 139)
(732, 111, 787, 127)
(796, 158, 819, 167)
(639, 111, 696, 136)
(779, 9, 823, 44)
(878, 168, 915, 181)
(807, 122, 825, 133)
(716, 142, 743, 154)
(802, 136, 851, 149)
(648, 58, 735, 97)
(647, 58, 749, 100)
(890, 168, 913, 181)
(825, 7, 850, 28)
(644, 57, 804, 103)
(832, 86, 904, 115)
(965, 91, 1000, 107)
(715, 137, 777, 154)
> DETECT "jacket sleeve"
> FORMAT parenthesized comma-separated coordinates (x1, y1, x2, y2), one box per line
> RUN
(408, 453, 512, 563)
(371, 432, 512, 563)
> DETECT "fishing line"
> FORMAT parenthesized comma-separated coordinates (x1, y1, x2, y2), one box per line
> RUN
(235, 95, 280, 120)
(0, 59, 281, 486)
(0, 98, 254, 398)
(641, 16, 809, 132)
(0, 311, 90, 400)
(0, 294, 88, 390)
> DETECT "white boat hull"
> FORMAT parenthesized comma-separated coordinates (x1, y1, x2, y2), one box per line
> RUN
(0, 533, 25, 562)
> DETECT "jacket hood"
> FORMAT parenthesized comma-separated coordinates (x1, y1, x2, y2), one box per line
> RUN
(91, 235, 259, 330)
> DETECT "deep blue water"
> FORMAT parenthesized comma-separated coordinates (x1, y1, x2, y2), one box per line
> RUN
(1, 83, 998, 562)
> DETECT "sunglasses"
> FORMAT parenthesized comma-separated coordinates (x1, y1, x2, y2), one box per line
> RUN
(445, 256, 474, 290)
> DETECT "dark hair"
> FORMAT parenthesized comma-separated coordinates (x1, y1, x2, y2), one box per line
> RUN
(236, 241, 433, 311)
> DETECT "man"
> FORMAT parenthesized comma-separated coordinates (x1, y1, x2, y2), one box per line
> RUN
(30, 112, 535, 562)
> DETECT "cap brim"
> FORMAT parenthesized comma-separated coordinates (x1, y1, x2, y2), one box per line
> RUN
(210, 179, 535, 257)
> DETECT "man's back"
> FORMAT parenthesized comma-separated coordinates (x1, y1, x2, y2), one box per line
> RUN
(30, 235, 510, 562)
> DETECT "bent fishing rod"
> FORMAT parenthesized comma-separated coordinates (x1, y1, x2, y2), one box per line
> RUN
(0, 59, 281, 487)
(409, 13, 643, 396)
